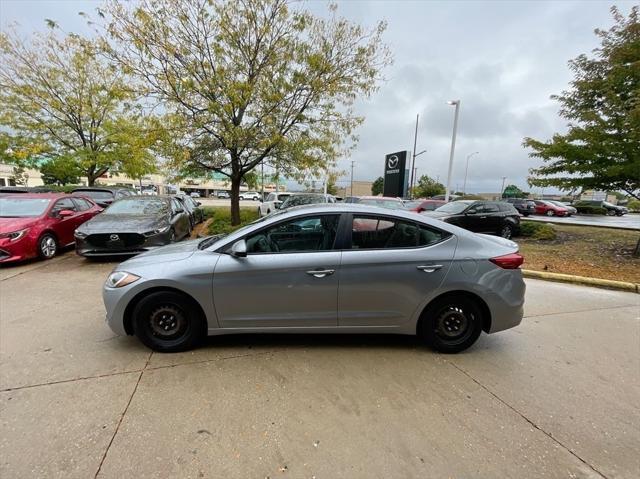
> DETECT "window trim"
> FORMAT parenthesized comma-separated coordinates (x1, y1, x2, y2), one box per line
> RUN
(229, 212, 346, 256)
(346, 213, 453, 252)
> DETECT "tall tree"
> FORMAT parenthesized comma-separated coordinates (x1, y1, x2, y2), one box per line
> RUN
(412, 175, 445, 198)
(0, 25, 159, 185)
(371, 176, 384, 196)
(502, 184, 526, 198)
(40, 156, 82, 185)
(524, 6, 640, 199)
(103, 0, 391, 224)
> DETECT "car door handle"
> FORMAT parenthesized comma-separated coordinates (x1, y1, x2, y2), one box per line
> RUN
(479, 216, 487, 219)
(306, 269, 335, 278)
(417, 265, 443, 273)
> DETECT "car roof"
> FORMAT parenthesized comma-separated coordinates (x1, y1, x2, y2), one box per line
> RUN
(72, 187, 132, 192)
(355, 195, 403, 201)
(0, 192, 69, 199)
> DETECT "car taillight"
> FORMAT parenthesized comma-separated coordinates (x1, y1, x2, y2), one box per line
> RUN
(490, 252, 524, 269)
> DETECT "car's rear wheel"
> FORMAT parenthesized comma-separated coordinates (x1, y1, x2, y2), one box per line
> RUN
(499, 223, 513, 239)
(419, 296, 483, 353)
(132, 291, 205, 352)
(38, 233, 58, 260)
(545, 210, 555, 216)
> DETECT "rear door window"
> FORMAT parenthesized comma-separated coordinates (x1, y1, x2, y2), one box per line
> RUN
(352, 215, 449, 249)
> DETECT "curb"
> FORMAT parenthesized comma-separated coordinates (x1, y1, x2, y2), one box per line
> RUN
(521, 217, 640, 232)
(522, 269, 640, 294)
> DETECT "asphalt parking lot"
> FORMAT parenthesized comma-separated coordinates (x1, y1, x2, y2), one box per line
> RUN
(1, 252, 639, 478)
(525, 213, 639, 230)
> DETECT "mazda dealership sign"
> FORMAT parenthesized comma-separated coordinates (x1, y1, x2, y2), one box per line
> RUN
(383, 151, 408, 198)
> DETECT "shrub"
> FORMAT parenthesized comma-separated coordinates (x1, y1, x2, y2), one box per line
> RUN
(574, 205, 607, 215)
(627, 199, 640, 212)
(518, 221, 557, 240)
(206, 207, 259, 235)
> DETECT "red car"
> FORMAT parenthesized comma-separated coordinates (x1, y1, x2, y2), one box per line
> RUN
(533, 200, 570, 217)
(405, 199, 446, 213)
(0, 193, 102, 263)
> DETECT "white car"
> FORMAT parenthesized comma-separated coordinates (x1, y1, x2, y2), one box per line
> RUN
(239, 191, 261, 201)
(258, 192, 293, 216)
(189, 191, 201, 198)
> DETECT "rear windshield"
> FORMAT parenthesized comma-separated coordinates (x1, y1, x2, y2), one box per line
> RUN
(358, 198, 403, 209)
(434, 201, 472, 214)
(0, 197, 51, 217)
(281, 195, 326, 208)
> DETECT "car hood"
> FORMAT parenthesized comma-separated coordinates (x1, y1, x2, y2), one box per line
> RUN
(0, 217, 40, 233)
(79, 214, 167, 233)
(119, 238, 202, 267)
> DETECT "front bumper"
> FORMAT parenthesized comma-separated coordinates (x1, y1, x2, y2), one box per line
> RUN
(0, 236, 37, 263)
(76, 230, 172, 257)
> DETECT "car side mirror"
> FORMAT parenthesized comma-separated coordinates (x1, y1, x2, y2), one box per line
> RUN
(176, 208, 184, 214)
(58, 209, 74, 217)
(196, 201, 201, 207)
(230, 239, 247, 258)
(466, 209, 476, 215)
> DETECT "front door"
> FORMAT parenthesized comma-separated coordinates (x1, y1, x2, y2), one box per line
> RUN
(50, 198, 82, 245)
(338, 214, 456, 327)
(213, 214, 342, 329)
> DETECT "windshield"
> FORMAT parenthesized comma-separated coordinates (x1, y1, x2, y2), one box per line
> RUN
(280, 195, 326, 208)
(403, 200, 422, 209)
(434, 201, 473, 214)
(0, 198, 51, 217)
(602, 201, 615, 207)
(359, 198, 402, 209)
(104, 198, 169, 215)
(73, 190, 114, 201)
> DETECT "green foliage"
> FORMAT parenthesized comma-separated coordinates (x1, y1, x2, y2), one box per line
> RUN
(204, 207, 260, 235)
(573, 204, 608, 215)
(412, 175, 446, 198)
(103, 0, 391, 223)
(502, 184, 527, 198)
(519, 221, 557, 240)
(0, 27, 159, 185)
(40, 156, 82, 185)
(524, 7, 640, 200)
(371, 176, 384, 196)
(627, 198, 640, 211)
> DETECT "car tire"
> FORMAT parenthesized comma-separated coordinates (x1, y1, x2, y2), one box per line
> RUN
(38, 233, 58, 260)
(545, 210, 555, 216)
(419, 296, 483, 354)
(606, 209, 616, 216)
(499, 223, 513, 239)
(169, 228, 176, 243)
(615, 211, 623, 217)
(132, 291, 206, 353)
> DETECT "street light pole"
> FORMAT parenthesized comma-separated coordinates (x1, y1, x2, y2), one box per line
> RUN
(350, 160, 355, 196)
(501, 176, 507, 198)
(410, 114, 419, 199)
(462, 151, 479, 197)
(445, 100, 460, 202)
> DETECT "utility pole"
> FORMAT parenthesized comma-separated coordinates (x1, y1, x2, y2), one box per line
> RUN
(260, 161, 264, 199)
(350, 160, 355, 196)
(501, 176, 507, 198)
(445, 100, 460, 202)
(409, 114, 426, 200)
(462, 151, 479, 197)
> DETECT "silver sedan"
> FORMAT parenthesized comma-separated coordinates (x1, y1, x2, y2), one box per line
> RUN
(103, 204, 525, 353)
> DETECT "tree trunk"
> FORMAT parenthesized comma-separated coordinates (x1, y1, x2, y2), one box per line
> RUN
(230, 175, 242, 226)
(634, 236, 640, 258)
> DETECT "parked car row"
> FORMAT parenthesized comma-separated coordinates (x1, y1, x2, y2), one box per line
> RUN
(0, 189, 205, 264)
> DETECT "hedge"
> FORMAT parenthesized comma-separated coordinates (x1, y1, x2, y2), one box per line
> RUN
(204, 207, 260, 235)
(518, 221, 557, 240)
(574, 205, 607, 215)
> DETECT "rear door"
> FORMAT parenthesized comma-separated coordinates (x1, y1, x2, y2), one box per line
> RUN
(338, 214, 455, 327)
(480, 202, 503, 233)
(213, 214, 342, 328)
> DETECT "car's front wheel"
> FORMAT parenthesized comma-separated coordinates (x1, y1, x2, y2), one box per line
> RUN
(545, 210, 555, 216)
(132, 291, 205, 352)
(38, 233, 58, 260)
(419, 296, 483, 353)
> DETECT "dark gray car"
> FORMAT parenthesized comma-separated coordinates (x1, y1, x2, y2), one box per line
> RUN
(75, 196, 191, 257)
(103, 204, 525, 354)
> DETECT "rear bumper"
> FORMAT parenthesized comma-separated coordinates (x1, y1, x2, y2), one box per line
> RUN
(484, 272, 526, 333)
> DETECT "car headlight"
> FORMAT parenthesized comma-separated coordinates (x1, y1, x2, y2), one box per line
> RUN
(74, 230, 88, 239)
(105, 271, 140, 288)
(0, 229, 28, 241)
(143, 225, 170, 237)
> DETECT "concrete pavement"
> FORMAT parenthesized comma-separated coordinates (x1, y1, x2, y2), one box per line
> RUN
(1, 253, 638, 478)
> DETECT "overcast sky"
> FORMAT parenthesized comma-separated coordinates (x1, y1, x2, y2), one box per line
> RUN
(1, 0, 634, 193)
